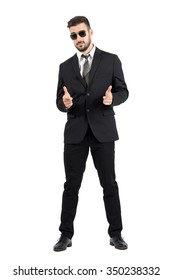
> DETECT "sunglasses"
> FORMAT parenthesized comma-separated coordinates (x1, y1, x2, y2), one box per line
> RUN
(70, 30, 87, 40)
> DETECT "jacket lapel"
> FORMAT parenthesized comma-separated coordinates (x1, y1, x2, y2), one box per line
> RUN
(89, 47, 102, 85)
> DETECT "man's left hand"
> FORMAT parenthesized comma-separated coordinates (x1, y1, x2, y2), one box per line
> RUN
(103, 85, 113, 105)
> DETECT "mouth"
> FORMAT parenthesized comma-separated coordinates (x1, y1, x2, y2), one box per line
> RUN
(77, 42, 84, 46)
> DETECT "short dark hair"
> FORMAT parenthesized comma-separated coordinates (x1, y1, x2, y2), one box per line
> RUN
(67, 16, 91, 29)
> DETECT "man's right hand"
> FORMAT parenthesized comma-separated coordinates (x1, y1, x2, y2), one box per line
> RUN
(63, 86, 73, 109)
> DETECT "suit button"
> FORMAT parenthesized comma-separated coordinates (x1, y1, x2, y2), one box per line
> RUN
(86, 93, 90, 96)
(86, 109, 90, 113)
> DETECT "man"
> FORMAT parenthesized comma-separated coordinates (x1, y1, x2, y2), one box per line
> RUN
(54, 16, 129, 251)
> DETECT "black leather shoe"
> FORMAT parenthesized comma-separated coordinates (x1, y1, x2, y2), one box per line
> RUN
(110, 235, 128, 250)
(53, 235, 72, 252)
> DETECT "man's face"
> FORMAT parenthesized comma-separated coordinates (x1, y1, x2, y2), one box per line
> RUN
(69, 23, 93, 53)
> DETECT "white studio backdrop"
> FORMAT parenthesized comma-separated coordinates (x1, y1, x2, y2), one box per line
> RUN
(0, 0, 173, 279)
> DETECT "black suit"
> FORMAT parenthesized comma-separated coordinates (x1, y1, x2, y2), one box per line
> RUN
(56, 47, 129, 239)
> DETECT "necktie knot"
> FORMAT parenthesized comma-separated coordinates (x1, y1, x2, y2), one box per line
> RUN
(81, 54, 90, 60)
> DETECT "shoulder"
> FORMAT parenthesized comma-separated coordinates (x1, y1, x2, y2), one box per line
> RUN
(60, 54, 76, 67)
(96, 47, 120, 63)
(96, 47, 118, 58)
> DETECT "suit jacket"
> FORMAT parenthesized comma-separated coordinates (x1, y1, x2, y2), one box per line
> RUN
(56, 47, 129, 144)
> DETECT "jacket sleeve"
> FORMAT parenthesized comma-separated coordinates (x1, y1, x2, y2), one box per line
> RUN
(112, 55, 129, 106)
(56, 65, 68, 112)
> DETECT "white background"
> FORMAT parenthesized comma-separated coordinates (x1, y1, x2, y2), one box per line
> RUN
(0, 0, 173, 279)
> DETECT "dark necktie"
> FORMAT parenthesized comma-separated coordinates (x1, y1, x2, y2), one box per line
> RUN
(82, 54, 90, 84)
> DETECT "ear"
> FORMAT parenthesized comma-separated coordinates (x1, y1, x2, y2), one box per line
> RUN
(90, 29, 93, 36)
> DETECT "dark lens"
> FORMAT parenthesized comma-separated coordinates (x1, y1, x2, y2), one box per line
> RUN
(70, 33, 77, 40)
(78, 31, 86, 37)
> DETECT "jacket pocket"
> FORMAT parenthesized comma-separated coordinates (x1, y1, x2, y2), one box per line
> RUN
(67, 113, 75, 119)
(103, 110, 115, 116)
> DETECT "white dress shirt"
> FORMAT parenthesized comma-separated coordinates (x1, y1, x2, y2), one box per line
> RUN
(76, 45, 96, 76)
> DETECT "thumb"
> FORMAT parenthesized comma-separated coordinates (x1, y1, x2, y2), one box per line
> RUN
(106, 85, 112, 96)
(63, 86, 73, 103)
(107, 85, 112, 92)
(63, 86, 70, 96)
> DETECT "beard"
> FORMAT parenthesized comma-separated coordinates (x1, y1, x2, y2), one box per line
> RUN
(75, 38, 91, 52)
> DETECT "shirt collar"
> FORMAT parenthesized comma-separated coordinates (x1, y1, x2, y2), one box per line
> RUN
(77, 45, 96, 61)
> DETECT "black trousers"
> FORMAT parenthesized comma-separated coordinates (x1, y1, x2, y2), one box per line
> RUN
(59, 126, 123, 239)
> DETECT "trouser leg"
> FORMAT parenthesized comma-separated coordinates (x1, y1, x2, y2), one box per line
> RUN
(90, 140, 123, 237)
(59, 139, 89, 239)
